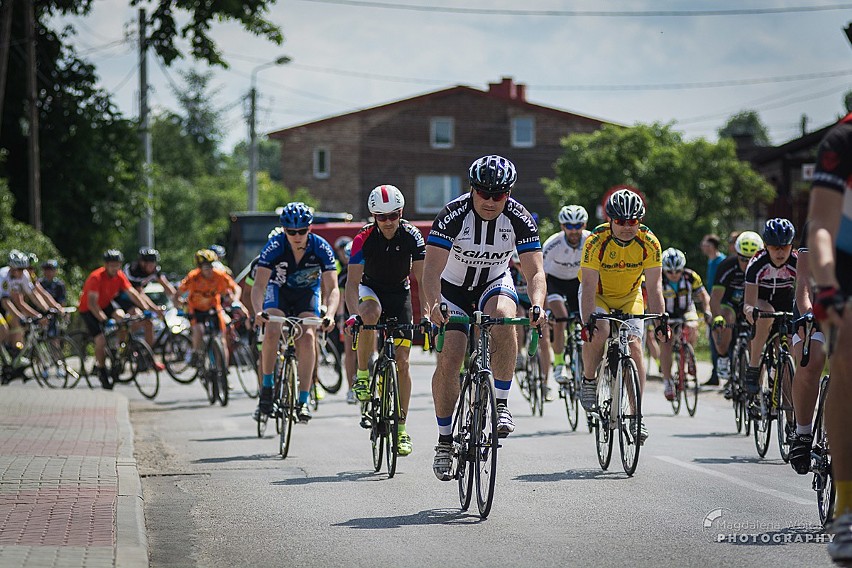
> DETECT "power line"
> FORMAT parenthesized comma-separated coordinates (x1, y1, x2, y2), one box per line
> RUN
(109, 61, 140, 94)
(295, 0, 852, 17)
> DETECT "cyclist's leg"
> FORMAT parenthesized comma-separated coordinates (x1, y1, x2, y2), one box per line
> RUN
(828, 305, 852, 517)
(546, 293, 568, 382)
(789, 329, 826, 473)
(480, 275, 520, 400)
(354, 285, 381, 400)
(748, 299, 775, 368)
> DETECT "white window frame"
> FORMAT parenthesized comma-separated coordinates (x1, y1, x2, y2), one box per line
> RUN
(313, 147, 330, 179)
(415, 175, 462, 214)
(511, 116, 535, 148)
(430, 117, 454, 149)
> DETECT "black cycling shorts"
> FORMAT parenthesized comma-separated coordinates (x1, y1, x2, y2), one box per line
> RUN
(80, 304, 118, 337)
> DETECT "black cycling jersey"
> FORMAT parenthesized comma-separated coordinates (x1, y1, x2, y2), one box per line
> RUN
(39, 278, 66, 304)
(350, 220, 426, 293)
(123, 260, 162, 290)
(713, 255, 746, 309)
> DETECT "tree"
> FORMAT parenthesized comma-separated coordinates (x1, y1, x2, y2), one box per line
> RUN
(718, 111, 771, 146)
(171, 70, 223, 175)
(543, 122, 775, 280)
(844, 90, 852, 114)
(232, 138, 283, 181)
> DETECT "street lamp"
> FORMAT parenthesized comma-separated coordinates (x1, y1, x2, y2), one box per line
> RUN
(248, 55, 291, 212)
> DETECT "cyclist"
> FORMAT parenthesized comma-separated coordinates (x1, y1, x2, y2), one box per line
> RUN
(658, 247, 711, 401)
(177, 249, 242, 373)
(334, 236, 359, 404)
(742, 219, 797, 403)
(39, 259, 66, 306)
(250, 202, 339, 423)
(78, 250, 154, 389)
(578, 188, 668, 444)
(709, 230, 763, 398)
(805, 111, 852, 563)
(541, 205, 590, 400)
(1, 250, 58, 357)
(208, 244, 232, 275)
(346, 185, 427, 457)
(424, 155, 545, 481)
(117, 248, 175, 363)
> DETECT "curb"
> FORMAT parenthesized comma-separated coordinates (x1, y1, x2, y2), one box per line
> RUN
(114, 394, 149, 568)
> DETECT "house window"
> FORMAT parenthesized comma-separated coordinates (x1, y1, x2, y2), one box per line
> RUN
(416, 175, 462, 214)
(511, 117, 535, 148)
(313, 147, 330, 179)
(430, 117, 454, 149)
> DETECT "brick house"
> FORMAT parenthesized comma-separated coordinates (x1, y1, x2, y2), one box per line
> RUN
(268, 78, 612, 221)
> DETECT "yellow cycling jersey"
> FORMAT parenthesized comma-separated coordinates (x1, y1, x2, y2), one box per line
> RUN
(580, 223, 662, 299)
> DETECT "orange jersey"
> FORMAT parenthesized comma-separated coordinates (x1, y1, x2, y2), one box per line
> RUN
(178, 268, 236, 312)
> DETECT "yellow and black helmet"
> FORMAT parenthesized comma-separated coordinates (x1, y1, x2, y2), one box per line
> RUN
(195, 249, 218, 266)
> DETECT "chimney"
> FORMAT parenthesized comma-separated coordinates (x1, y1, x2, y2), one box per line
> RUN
(487, 77, 526, 102)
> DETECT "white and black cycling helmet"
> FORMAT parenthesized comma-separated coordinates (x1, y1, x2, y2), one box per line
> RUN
(661, 247, 687, 272)
(367, 185, 405, 215)
(606, 189, 645, 220)
(558, 205, 588, 226)
(469, 155, 517, 193)
(268, 226, 285, 240)
(735, 231, 763, 258)
(103, 249, 124, 263)
(334, 236, 353, 250)
(7, 249, 28, 269)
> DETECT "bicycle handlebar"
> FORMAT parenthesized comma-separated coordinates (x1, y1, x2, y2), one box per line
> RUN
(435, 313, 539, 356)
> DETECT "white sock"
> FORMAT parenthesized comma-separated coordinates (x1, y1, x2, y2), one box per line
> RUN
(796, 423, 812, 436)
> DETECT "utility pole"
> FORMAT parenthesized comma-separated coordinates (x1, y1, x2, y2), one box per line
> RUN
(138, 8, 153, 247)
(25, 0, 40, 231)
(248, 85, 258, 212)
(0, 0, 15, 136)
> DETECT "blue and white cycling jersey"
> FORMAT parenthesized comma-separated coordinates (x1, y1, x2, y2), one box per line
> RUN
(257, 232, 336, 290)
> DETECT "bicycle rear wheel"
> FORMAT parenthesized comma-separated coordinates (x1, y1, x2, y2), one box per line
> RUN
(369, 364, 384, 472)
(683, 343, 699, 417)
(279, 358, 298, 458)
(131, 340, 160, 400)
(670, 349, 682, 416)
(618, 357, 642, 476)
(813, 376, 834, 526)
(775, 354, 795, 463)
(594, 371, 614, 470)
(474, 373, 498, 519)
(315, 334, 344, 394)
(453, 374, 475, 511)
(232, 342, 258, 398)
(29, 340, 69, 388)
(384, 361, 400, 478)
(163, 332, 196, 384)
(210, 339, 228, 406)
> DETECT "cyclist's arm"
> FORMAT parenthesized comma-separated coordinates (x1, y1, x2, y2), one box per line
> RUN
(250, 267, 271, 318)
(3, 294, 37, 319)
(795, 248, 814, 315)
(88, 291, 107, 322)
(710, 286, 724, 317)
(580, 267, 599, 322)
(127, 286, 156, 314)
(410, 259, 428, 319)
(320, 270, 339, 319)
(157, 274, 177, 297)
(694, 285, 711, 317)
(32, 281, 60, 311)
(743, 282, 759, 323)
(423, 245, 450, 324)
(518, 250, 546, 314)
(644, 266, 665, 315)
(344, 263, 364, 316)
(807, 186, 842, 290)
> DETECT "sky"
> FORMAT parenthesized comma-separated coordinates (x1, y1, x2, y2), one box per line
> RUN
(56, 0, 852, 153)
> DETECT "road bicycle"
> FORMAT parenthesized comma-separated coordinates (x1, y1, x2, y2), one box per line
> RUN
(437, 305, 539, 519)
(722, 313, 754, 436)
(352, 317, 425, 478)
(257, 314, 323, 458)
(1, 310, 84, 388)
(188, 309, 231, 407)
(588, 311, 665, 477)
(517, 319, 545, 417)
(812, 372, 834, 526)
(667, 318, 699, 417)
(551, 310, 586, 431)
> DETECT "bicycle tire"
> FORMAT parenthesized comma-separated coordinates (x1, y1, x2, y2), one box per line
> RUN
(813, 375, 835, 526)
(564, 336, 580, 431)
(369, 363, 384, 472)
(131, 340, 160, 400)
(753, 358, 773, 458)
(315, 334, 344, 394)
(384, 361, 400, 478)
(527, 354, 541, 416)
(735, 341, 750, 435)
(279, 358, 297, 458)
(683, 343, 699, 417)
(68, 330, 99, 379)
(594, 367, 614, 470)
(474, 373, 498, 519)
(453, 374, 475, 511)
(163, 332, 197, 384)
(57, 335, 89, 389)
(31, 340, 69, 388)
(670, 348, 682, 416)
(202, 348, 218, 405)
(618, 357, 642, 476)
(232, 342, 259, 398)
(210, 338, 228, 406)
(775, 354, 795, 463)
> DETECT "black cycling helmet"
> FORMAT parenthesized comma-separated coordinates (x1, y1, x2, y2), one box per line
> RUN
(138, 247, 160, 263)
(762, 218, 795, 246)
(103, 249, 124, 263)
(606, 189, 646, 220)
(468, 155, 517, 193)
(41, 259, 59, 270)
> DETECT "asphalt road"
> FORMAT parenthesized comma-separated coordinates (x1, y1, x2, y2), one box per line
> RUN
(128, 352, 836, 568)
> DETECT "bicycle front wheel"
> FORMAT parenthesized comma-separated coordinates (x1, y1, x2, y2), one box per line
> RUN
(210, 339, 228, 406)
(474, 373, 498, 519)
(753, 360, 773, 458)
(618, 357, 642, 476)
(369, 364, 384, 472)
(453, 374, 475, 511)
(527, 354, 541, 416)
(131, 340, 160, 400)
(29, 341, 68, 388)
(383, 361, 400, 478)
(775, 354, 795, 463)
(594, 371, 614, 470)
(232, 342, 258, 398)
(279, 358, 298, 458)
(315, 334, 344, 394)
(682, 343, 699, 417)
(163, 332, 196, 384)
(813, 376, 835, 526)
(564, 338, 580, 431)
(670, 349, 682, 416)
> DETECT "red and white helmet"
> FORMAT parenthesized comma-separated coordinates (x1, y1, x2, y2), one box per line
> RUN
(368, 185, 405, 215)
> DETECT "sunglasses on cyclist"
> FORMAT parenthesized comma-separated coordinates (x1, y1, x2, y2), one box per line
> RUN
(474, 189, 510, 202)
(374, 211, 401, 222)
(737, 254, 751, 262)
(286, 228, 309, 236)
(612, 218, 640, 226)
(562, 222, 584, 230)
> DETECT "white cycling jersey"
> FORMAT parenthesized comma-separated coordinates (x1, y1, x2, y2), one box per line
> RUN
(0, 266, 35, 300)
(542, 230, 589, 281)
(427, 194, 540, 289)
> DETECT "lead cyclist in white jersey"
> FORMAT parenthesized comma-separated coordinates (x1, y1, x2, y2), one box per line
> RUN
(423, 155, 546, 481)
(541, 205, 590, 393)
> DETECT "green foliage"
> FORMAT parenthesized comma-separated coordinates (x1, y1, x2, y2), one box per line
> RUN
(232, 138, 283, 181)
(845, 91, 852, 114)
(543, 122, 775, 281)
(718, 111, 771, 146)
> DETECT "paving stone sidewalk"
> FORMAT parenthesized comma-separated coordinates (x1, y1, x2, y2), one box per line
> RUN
(0, 386, 147, 567)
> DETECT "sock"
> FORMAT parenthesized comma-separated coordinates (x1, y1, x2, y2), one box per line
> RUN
(356, 369, 369, 381)
(836, 480, 852, 518)
(436, 415, 452, 437)
(262, 373, 274, 388)
(398, 422, 406, 433)
(554, 352, 565, 366)
(299, 391, 309, 405)
(494, 379, 512, 399)
(796, 423, 812, 436)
